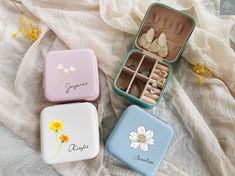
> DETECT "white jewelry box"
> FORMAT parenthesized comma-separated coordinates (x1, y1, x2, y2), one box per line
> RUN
(40, 103, 100, 164)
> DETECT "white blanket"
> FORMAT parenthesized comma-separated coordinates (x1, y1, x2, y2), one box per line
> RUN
(0, 0, 235, 175)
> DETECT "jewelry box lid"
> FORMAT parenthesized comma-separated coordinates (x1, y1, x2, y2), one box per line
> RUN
(44, 49, 99, 102)
(134, 3, 195, 62)
(40, 102, 100, 164)
(107, 105, 174, 176)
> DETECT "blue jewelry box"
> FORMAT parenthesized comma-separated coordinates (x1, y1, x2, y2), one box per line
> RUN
(106, 105, 174, 176)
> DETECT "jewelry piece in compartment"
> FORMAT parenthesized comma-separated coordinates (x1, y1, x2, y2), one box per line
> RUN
(138, 33, 147, 47)
(140, 68, 151, 77)
(157, 79, 165, 89)
(127, 63, 135, 70)
(155, 69, 168, 78)
(159, 70, 168, 78)
(137, 28, 169, 58)
(151, 81, 158, 88)
(158, 45, 168, 57)
(118, 82, 128, 91)
(158, 33, 167, 46)
(150, 88, 158, 94)
(146, 28, 155, 43)
(154, 69, 161, 74)
(150, 39, 160, 53)
(143, 42, 151, 50)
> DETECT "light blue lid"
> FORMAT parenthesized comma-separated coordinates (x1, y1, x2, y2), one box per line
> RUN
(107, 105, 174, 176)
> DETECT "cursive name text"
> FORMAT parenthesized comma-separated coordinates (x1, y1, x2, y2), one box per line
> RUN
(65, 82, 88, 94)
(68, 144, 89, 152)
(133, 155, 154, 164)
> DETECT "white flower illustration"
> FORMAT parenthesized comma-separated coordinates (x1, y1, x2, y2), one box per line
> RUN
(63, 68, 69, 74)
(57, 64, 76, 74)
(69, 66, 76, 72)
(57, 64, 64, 70)
(129, 126, 154, 152)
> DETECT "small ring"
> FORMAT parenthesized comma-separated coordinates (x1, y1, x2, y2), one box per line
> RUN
(157, 79, 165, 88)
(160, 70, 168, 77)
(150, 88, 158, 94)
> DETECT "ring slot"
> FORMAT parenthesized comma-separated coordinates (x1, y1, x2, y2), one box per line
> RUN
(141, 96, 157, 104)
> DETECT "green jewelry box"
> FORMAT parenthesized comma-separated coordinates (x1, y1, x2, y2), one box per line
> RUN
(113, 3, 195, 108)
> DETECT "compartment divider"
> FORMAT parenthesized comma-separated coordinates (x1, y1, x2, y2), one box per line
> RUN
(126, 54, 145, 93)
(136, 73, 149, 81)
(123, 66, 136, 74)
(135, 54, 146, 74)
(116, 68, 135, 93)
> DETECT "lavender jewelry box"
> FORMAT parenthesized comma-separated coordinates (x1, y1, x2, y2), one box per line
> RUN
(44, 49, 99, 102)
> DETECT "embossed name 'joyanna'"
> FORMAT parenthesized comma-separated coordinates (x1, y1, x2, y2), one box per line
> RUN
(65, 82, 88, 94)
(68, 144, 89, 152)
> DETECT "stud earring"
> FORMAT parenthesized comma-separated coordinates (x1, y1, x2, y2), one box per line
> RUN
(157, 79, 165, 89)
(151, 81, 158, 88)
(160, 70, 168, 78)
(140, 68, 152, 77)
(127, 63, 135, 70)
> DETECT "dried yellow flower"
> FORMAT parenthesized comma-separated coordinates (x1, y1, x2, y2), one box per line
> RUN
(197, 76, 205, 83)
(12, 14, 42, 42)
(192, 63, 213, 83)
(12, 33, 17, 38)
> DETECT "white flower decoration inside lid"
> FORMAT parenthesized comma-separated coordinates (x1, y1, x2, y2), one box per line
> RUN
(129, 126, 154, 152)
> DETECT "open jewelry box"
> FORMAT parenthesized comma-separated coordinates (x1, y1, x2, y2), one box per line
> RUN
(113, 3, 195, 108)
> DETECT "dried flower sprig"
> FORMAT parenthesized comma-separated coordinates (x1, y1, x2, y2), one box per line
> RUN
(12, 15, 42, 42)
(11, 0, 42, 42)
(192, 63, 213, 83)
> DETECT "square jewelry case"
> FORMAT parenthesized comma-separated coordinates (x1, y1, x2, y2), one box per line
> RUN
(44, 49, 99, 102)
(106, 105, 174, 176)
(113, 3, 195, 108)
(40, 103, 100, 164)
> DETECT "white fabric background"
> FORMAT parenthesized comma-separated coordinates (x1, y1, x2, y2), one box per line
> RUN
(0, 0, 235, 175)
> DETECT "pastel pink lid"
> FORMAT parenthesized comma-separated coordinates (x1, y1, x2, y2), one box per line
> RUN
(44, 49, 99, 102)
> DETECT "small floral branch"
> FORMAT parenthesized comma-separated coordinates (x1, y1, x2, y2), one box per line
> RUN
(57, 64, 76, 86)
(11, 0, 42, 42)
(192, 63, 213, 83)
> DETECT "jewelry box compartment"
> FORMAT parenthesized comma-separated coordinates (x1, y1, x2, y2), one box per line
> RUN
(138, 55, 156, 78)
(116, 67, 135, 92)
(124, 51, 143, 71)
(114, 50, 170, 106)
(113, 3, 195, 108)
(128, 74, 148, 98)
(135, 3, 195, 61)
